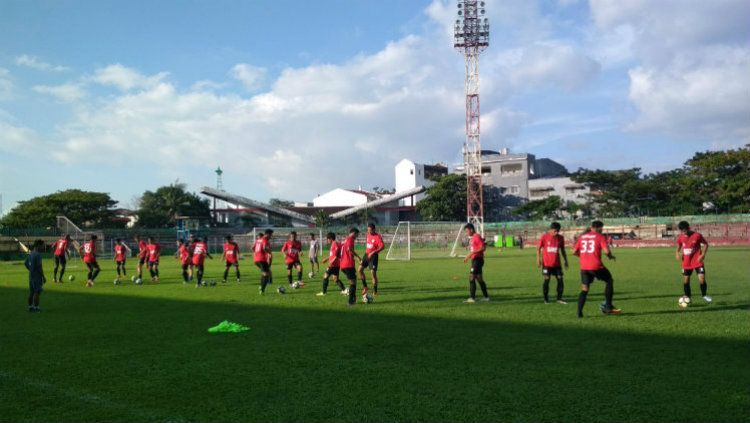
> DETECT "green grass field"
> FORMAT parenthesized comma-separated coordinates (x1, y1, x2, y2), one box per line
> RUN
(1, 247, 748, 422)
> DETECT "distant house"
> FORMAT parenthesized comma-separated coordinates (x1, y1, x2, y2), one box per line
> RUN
(395, 159, 448, 206)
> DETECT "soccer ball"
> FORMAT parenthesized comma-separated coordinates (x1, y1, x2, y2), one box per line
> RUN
(277, 286, 286, 294)
(292, 281, 301, 289)
(308, 272, 314, 279)
(113, 279, 120, 285)
(209, 280, 217, 286)
(362, 293, 374, 304)
(135, 278, 143, 285)
(678, 296, 691, 309)
(201, 281, 207, 286)
(68, 275, 75, 282)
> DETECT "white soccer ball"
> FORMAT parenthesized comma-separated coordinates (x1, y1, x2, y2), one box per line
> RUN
(308, 272, 314, 279)
(678, 296, 691, 308)
(277, 286, 286, 294)
(68, 275, 75, 282)
(362, 293, 373, 304)
(292, 281, 301, 289)
(135, 278, 143, 285)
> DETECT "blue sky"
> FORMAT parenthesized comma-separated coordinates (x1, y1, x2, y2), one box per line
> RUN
(1, 0, 748, 214)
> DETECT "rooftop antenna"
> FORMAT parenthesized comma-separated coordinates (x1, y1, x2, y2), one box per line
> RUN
(215, 166, 224, 190)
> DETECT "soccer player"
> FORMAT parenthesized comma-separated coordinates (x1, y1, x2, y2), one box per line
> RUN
(222, 235, 241, 283)
(253, 229, 274, 294)
(317, 232, 347, 296)
(309, 233, 320, 275)
(341, 227, 363, 305)
(358, 223, 385, 295)
(176, 239, 191, 284)
(462, 223, 490, 303)
(536, 222, 569, 304)
(52, 234, 71, 283)
(113, 238, 130, 282)
(675, 221, 712, 303)
(191, 237, 212, 287)
(573, 220, 621, 318)
(135, 235, 149, 280)
(80, 235, 100, 287)
(147, 237, 161, 282)
(25, 240, 46, 312)
(186, 233, 196, 281)
(281, 231, 304, 287)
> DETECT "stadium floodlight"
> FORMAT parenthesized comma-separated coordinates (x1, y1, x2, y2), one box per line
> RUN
(454, 0, 489, 236)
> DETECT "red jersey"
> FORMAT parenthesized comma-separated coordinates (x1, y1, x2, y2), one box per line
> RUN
(574, 232, 608, 271)
(147, 243, 161, 262)
(82, 241, 97, 263)
(54, 238, 69, 257)
(469, 234, 485, 259)
(281, 240, 302, 264)
(676, 232, 708, 269)
(138, 240, 148, 258)
(253, 237, 270, 263)
(192, 241, 208, 265)
(365, 233, 385, 255)
(114, 244, 127, 262)
(178, 244, 191, 265)
(328, 240, 341, 267)
(538, 233, 565, 268)
(224, 241, 239, 264)
(340, 235, 357, 269)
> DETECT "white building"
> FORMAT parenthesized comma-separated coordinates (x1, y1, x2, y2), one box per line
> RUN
(312, 188, 380, 208)
(395, 159, 448, 206)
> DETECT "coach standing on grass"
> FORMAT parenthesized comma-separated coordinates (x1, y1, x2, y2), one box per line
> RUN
(25, 240, 46, 312)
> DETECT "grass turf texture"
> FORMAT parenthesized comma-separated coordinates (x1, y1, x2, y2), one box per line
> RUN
(1, 247, 748, 423)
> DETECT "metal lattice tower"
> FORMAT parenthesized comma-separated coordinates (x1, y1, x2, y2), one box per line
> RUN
(455, 0, 489, 235)
(215, 166, 224, 190)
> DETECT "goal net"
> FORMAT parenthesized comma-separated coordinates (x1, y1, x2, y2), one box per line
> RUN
(56, 215, 108, 258)
(385, 221, 467, 261)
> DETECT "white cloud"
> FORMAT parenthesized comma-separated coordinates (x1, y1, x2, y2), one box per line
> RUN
(0, 121, 43, 155)
(230, 64, 267, 91)
(0, 68, 12, 100)
(91, 64, 168, 91)
(33, 83, 87, 102)
(507, 43, 600, 92)
(15, 54, 69, 72)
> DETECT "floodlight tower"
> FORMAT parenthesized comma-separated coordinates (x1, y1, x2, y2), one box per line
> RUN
(455, 0, 489, 235)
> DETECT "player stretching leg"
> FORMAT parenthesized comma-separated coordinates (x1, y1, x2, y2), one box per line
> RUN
(253, 229, 273, 294)
(309, 233, 320, 276)
(80, 235, 101, 287)
(282, 231, 304, 287)
(573, 221, 620, 318)
(222, 235, 241, 283)
(317, 232, 346, 296)
(176, 240, 191, 284)
(191, 237, 212, 287)
(463, 223, 490, 303)
(358, 223, 385, 295)
(537, 222, 569, 304)
(134, 235, 148, 281)
(676, 221, 712, 303)
(147, 237, 161, 283)
(340, 228, 362, 305)
(52, 234, 71, 283)
(113, 238, 129, 282)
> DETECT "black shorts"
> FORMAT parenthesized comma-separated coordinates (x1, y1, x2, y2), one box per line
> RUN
(342, 267, 357, 281)
(543, 266, 563, 277)
(138, 256, 147, 265)
(286, 261, 302, 270)
(360, 253, 379, 271)
(580, 268, 613, 285)
(116, 260, 126, 265)
(682, 266, 706, 276)
(54, 255, 67, 266)
(470, 258, 484, 275)
(255, 261, 270, 272)
(326, 266, 340, 277)
(29, 280, 43, 294)
(149, 260, 159, 266)
(225, 261, 239, 267)
(181, 263, 190, 271)
(86, 261, 100, 271)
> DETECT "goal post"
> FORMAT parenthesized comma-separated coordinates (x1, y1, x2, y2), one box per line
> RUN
(385, 221, 466, 261)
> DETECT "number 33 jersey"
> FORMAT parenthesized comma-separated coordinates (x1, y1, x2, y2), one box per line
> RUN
(574, 232, 608, 271)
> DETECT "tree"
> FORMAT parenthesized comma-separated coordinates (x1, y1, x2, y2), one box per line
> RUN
(416, 174, 467, 221)
(136, 183, 211, 228)
(684, 148, 750, 213)
(0, 189, 119, 228)
(372, 186, 395, 195)
(269, 198, 294, 208)
(513, 196, 563, 220)
(314, 209, 330, 227)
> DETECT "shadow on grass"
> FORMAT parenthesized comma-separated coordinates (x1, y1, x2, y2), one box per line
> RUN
(0, 286, 748, 423)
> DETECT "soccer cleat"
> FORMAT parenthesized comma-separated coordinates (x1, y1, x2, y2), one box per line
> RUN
(702, 295, 713, 303)
(544, 300, 550, 304)
(480, 297, 490, 302)
(236, 278, 241, 283)
(577, 312, 583, 319)
(463, 298, 476, 303)
(259, 286, 264, 295)
(340, 290, 348, 296)
(316, 292, 326, 296)
(196, 283, 201, 288)
(28, 306, 34, 312)
(602, 307, 622, 315)
(556, 299, 568, 305)
(222, 279, 227, 284)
